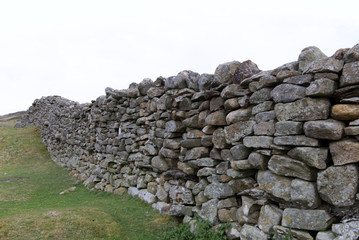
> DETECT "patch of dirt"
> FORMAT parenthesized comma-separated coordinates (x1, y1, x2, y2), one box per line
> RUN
(0, 177, 30, 182)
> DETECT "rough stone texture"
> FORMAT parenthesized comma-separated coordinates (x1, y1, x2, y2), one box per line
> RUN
(298, 46, 327, 72)
(344, 43, 359, 63)
(275, 121, 303, 136)
(306, 78, 337, 97)
(332, 221, 359, 240)
(303, 58, 344, 74)
(205, 110, 227, 126)
(331, 104, 359, 120)
(268, 155, 316, 181)
(212, 128, 230, 149)
(240, 224, 269, 240)
(233, 60, 261, 84)
(226, 108, 252, 124)
(169, 186, 194, 205)
(303, 119, 344, 140)
(204, 182, 234, 199)
(257, 170, 292, 201)
(230, 144, 251, 160)
(221, 84, 250, 98)
(283, 74, 313, 86)
(274, 136, 319, 147)
(287, 147, 328, 169)
(291, 179, 321, 209)
(198, 199, 219, 224)
(258, 204, 283, 234)
(214, 61, 241, 85)
(224, 121, 256, 143)
(271, 84, 306, 103)
(243, 136, 273, 149)
(340, 61, 359, 87)
(272, 225, 314, 240)
(275, 98, 330, 121)
(329, 139, 359, 165)
(316, 231, 335, 240)
(249, 88, 272, 104)
(281, 208, 333, 231)
(317, 164, 359, 207)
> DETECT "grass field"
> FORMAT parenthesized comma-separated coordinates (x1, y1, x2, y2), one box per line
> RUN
(0, 121, 175, 240)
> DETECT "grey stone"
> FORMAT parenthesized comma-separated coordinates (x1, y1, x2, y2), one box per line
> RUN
(317, 164, 359, 207)
(205, 110, 227, 126)
(138, 189, 157, 204)
(243, 136, 274, 149)
(252, 101, 274, 115)
(218, 208, 236, 222)
(165, 75, 187, 90)
(128, 187, 140, 197)
(287, 147, 328, 169)
(249, 88, 272, 104)
(314, 72, 339, 80)
(303, 119, 344, 140)
(148, 87, 165, 98)
(257, 170, 292, 201)
(275, 98, 331, 121)
(332, 221, 359, 240)
(201, 135, 213, 147)
(204, 182, 234, 199)
(281, 208, 333, 231)
(169, 205, 193, 216)
(198, 73, 215, 91)
(291, 179, 321, 209)
(152, 202, 171, 214)
(345, 126, 359, 135)
(271, 84, 306, 103)
(169, 185, 194, 204)
(303, 58, 344, 74)
(254, 120, 275, 136)
(197, 167, 216, 177)
(298, 46, 327, 72)
(181, 139, 202, 148)
(231, 160, 253, 170)
(272, 225, 314, 240)
(258, 204, 283, 234)
(238, 95, 250, 108)
(248, 152, 269, 170)
(226, 107, 252, 124)
(184, 147, 209, 161)
(151, 156, 169, 171)
(214, 61, 242, 84)
(227, 169, 255, 178)
(306, 78, 337, 97)
(240, 224, 269, 240)
(165, 120, 185, 133)
(255, 110, 276, 123)
(159, 147, 179, 158)
(257, 75, 279, 89)
(176, 70, 200, 91)
(340, 61, 359, 87)
(233, 60, 261, 84)
(210, 97, 224, 112)
(228, 178, 256, 194)
(224, 121, 256, 143)
(217, 197, 238, 209)
(275, 121, 303, 136)
(316, 231, 335, 240)
(329, 139, 359, 165)
(138, 78, 154, 96)
(221, 149, 233, 161)
(276, 70, 299, 81)
(198, 199, 219, 224)
(156, 185, 169, 202)
(274, 135, 319, 147)
(237, 196, 261, 224)
(224, 98, 240, 110)
(268, 155, 316, 181)
(186, 129, 205, 139)
(188, 158, 218, 168)
(230, 144, 251, 160)
(216, 161, 229, 175)
(283, 74, 313, 86)
(221, 84, 250, 98)
(212, 128, 230, 149)
(344, 43, 359, 63)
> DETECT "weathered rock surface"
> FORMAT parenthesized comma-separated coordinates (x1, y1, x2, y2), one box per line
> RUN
(331, 104, 359, 120)
(257, 170, 292, 201)
(298, 46, 327, 72)
(271, 84, 306, 103)
(303, 119, 344, 140)
(332, 221, 359, 240)
(340, 61, 359, 87)
(329, 139, 359, 165)
(287, 147, 328, 169)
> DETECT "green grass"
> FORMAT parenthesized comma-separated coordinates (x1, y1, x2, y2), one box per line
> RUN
(0, 121, 175, 239)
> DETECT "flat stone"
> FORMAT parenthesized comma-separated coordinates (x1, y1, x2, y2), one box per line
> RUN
(287, 147, 328, 169)
(276, 70, 299, 81)
(236, 196, 261, 224)
(329, 139, 359, 165)
(255, 110, 276, 123)
(169, 186, 194, 204)
(334, 85, 359, 102)
(340, 61, 359, 87)
(230, 144, 251, 160)
(205, 110, 227, 126)
(138, 189, 157, 204)
(188, 158, 218, 168)
(249, 88, 273, 104)
(257, 75, 279, 89)
(275, 98, 330, 121)
(268, 155, 316, 181)
(275, 121, 303, 136)
(316, 231, 335, 240)
(306, 78, 337, 97)
(331, 104, 359, 120)
(169, 205, 193, 216)
(272, 225, 314, 240)
(226, 107, 252, 124)
(184, 147, 209, 161)
(227, 169, 255, 178)
(218, 208, 236, 222)
(198, 199, 219, 224)
(214, 61, 241, 84)
(151, 156, 169, 171)
(224, 121, 256, 143)
(298, 46, 327, 72)
(217, 197, 238, 209)
(221, 84, 250, 98)
(147, 87, 165, 98)
(332, 221, 359, 240)
(152, 202, 171, 214)
(258, 204, 283, 234)
(248, 152, 269, 170)
(271, 84, 306, 103)
(204, 182, 234, 199)
(159, 148, 179, 159)
(165, 120, 185, 133)
(224, 98, 240, 110)
(291, 179, 321, 209)
(228, 178, 256, 194)
(274, 135, 319, 147)
(252, 101, 274, 115)
(181, 139, 202, 148)
(213, 128, 230, 149)
(231, 160, 253, 170)
(345, 126, 359, 135)
(344, 43, 359, 63)
(233, 60, 261, 84)
(303, 119, 344, 140)
(317, 164, 359, 207)
(257, 170, 292, 201)
(283, 74, 313, 86)
(254, 120, 275, 136)
(240, 224, 269, 240)
(303, 57, 344, 74)
(281, 208, 333, 231)
(243, 136, 274, 149)
(183, 114, 199, 128)
(201, 135, 213, 147)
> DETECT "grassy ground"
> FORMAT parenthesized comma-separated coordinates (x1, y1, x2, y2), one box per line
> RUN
(0, 121, 175, 240)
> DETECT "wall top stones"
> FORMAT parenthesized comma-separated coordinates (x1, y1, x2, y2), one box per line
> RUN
(22, 43, 359, 240)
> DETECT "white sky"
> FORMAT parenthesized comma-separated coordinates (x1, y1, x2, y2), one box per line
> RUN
(1, 0, 359, 115)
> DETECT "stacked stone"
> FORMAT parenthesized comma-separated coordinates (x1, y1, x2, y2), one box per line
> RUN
(21, 44, 359, 240)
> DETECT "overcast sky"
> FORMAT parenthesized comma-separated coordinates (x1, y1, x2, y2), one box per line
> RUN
(1, 0, 359, 115)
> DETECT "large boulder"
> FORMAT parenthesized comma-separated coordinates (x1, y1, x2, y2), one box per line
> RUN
(298, 46, 327, 72)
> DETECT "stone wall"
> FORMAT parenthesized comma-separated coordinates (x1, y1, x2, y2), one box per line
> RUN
(23, 44, 359, 240)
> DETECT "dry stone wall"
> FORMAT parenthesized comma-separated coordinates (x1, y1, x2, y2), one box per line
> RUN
(23, 44, 359, 240)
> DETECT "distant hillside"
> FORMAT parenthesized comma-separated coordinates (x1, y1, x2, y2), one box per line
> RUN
(0, 111, 25, 122)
